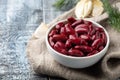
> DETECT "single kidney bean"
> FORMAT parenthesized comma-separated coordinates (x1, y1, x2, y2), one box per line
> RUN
(88, 25, 93, 31)
(79, 38, 88, 45)
(55, 22, 64, 30)
(101, 32, 107, 45)
(87, 50, 98, 56)
(98, 46, 104, 51)
(49, 37, 54, 47)
(84, 20, 92, 25)
(56, 41, 65, 48)
(54, 44, 61, 52)
(72, 38, 81, 45)
(60, 49, 68, 55)
(92, 38, 102, 49)
(49, 29, 57, 37)
(65, 39, 72, 48)
(65, 23, 75, 34)
(75, 45, 93, 53)
(67, 17, 76, 24)
(82, 41, 88, 45)
(80, 35, 90, 41)
(54, 41, 65, 51)
(68, 48, 84, 57)
(69, 34, 77, 40)
(52, 34, 67, 42)
(75, 27, 88, 34)
(88, 27, 96, 36)
(95, 31, 101, 39)
(60, 27, 66, 34)
(95, 27, 104, 32)
(91, 35, 96, 41)
(72, 19, 83, 27)
(75, 24, 88, 30)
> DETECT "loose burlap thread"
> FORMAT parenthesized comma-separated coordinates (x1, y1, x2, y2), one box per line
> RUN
(26, 3, 120, 80)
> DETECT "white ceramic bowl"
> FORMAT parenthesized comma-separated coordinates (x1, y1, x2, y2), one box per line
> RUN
(46, 19, 110, 68)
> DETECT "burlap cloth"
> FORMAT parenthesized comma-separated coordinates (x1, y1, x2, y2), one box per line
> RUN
(26, 2, 120, 80)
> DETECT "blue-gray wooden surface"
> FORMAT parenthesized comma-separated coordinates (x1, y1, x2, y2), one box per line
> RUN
(0, 0, 65, 80)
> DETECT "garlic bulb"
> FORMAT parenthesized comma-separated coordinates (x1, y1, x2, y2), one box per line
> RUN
(75, 0, 93, 18)
(75, 0, 104, 18)
(92, 0, 104, 17)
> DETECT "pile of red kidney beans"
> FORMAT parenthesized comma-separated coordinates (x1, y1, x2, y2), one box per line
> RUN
(48, 17, 107, 57)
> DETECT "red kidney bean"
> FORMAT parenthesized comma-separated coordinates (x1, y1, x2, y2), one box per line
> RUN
(91, 35, 96, 41)
(55, 22, 64, 29)
(52, 34, 67, 42)
(65, 39, 72, 48)
(65, 23, 75, 34)
(74, 45, 81, 49)
(60, 27, 66, 34)
(49, 37, 54, 47)
(88, 25, 93, 31)
(87, 50, 98, 56)
(56, 41, 65, 48)
(95, 27, 104, 32)
(72, 38, 81, 45)
(75, 27, 88, 34)
(84, 20, 92, 25)
(60, 49, 68, 55)
(54, 44, 61, 52)
(68, 48, 84, 57)
(67, 17, 76, 24)
(80, 35, 90, 41)
(69, 34, 77, 40)
(98, 46, 104, 51)
(95, 31, 101, 39)
(54, 41, 65, 51)
(92, 38, 103, 49)
(49, 29, 57, 37)
(72, 38, 88, 45)
(101, 32, 107, 45)
(75, 45, 93, 53)
(72, 19, 83, 27)
(75, 24, 88, 30)
(88, 27, 95, 36)
(80, 39, 88, 45)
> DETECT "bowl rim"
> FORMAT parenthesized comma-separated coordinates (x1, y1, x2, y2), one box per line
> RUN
(46, 18, 110, 59)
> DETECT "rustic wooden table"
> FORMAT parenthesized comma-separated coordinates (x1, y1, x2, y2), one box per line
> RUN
(0, 0, 66, 79)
